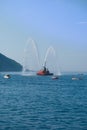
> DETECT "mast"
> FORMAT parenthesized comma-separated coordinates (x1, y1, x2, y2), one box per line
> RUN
(44, 61, 46, 67)
(43, 61, 46, 71)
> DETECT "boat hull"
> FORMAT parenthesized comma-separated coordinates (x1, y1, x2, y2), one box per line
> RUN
(37, 70, 53, 76)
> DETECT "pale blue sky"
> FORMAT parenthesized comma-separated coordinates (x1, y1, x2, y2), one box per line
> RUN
(0, 0, 87, 72)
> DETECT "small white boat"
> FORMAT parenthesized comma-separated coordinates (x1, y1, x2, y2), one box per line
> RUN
(52, 75, 59, 79)
(4, 74, 11, 79)
(72, 77, 79, 80)
(72, 77, 83, 80)
(72, 74, 83, 80)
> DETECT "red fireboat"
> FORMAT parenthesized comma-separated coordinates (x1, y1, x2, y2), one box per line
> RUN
(37, 63, 53, 76)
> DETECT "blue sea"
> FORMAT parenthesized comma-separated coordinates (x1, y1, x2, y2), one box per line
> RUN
(0, 73, 87, 130)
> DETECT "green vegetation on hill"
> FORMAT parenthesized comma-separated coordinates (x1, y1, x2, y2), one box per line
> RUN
(0, 53, 23, 71)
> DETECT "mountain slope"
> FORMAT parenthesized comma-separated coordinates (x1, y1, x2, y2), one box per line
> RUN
(0, 53, 22, 71)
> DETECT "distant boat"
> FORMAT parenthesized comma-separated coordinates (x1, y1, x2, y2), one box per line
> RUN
(37, 66, 53, 76)
(52, 75, 59, 79)
(72, 74, 83, 80)
(37, 61, 53, 76)
(72, 77, 79, 80)
(4, 74, 11, 79)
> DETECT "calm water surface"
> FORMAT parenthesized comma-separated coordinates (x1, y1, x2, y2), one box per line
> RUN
(0, 73, 87, 130)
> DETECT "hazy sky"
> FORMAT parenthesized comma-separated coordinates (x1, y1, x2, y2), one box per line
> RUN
(0, 0, 87, 72)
